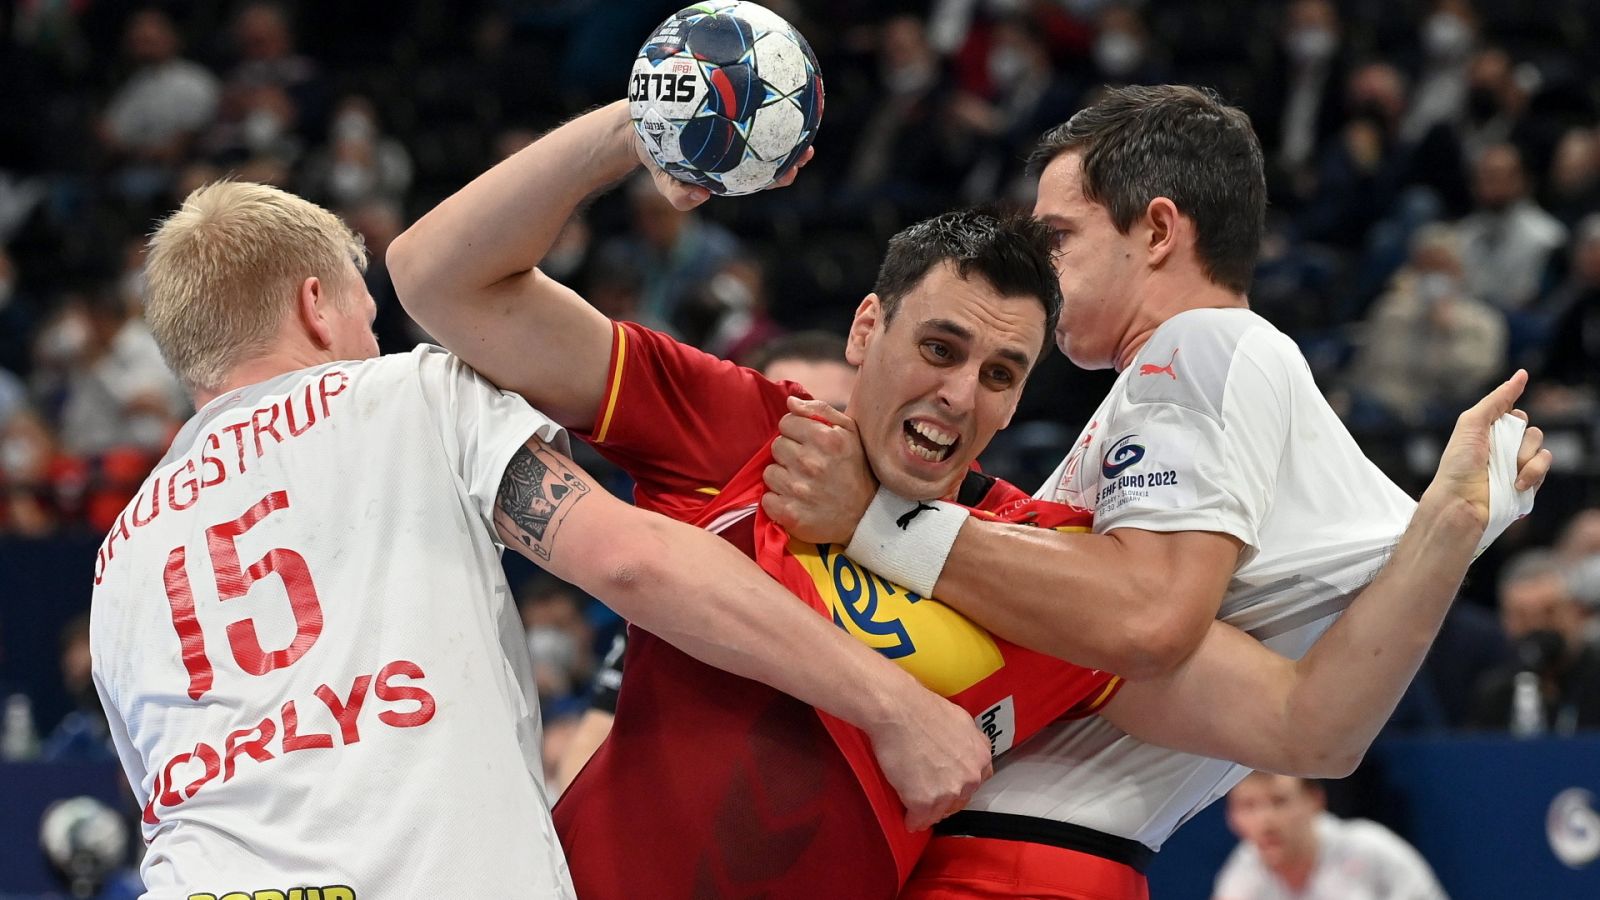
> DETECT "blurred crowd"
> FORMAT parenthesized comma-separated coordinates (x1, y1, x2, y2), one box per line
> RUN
(2, 0, 1600, 786)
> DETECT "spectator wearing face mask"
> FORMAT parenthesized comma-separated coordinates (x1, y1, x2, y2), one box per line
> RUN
(1402, 0, 1480, 145)
(300, 95, 414, 209)
(1468, 550, 1600, 734)
(204, 2, 327, 165)
(31, 290, 186, 459)
(1544, 127, 1600, 231)
(520, 578, 598, 713)
(945, 15, 1079, 202)
(1088, 5, 1168, 87)
(1254, 0, 1351, 200)
(1336, 224, 1506, 428)
(97, 8, 220, 203)
(1456, 142, 1567, 313)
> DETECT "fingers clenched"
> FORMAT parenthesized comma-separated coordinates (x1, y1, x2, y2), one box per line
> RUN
(787, 394, 856, 430)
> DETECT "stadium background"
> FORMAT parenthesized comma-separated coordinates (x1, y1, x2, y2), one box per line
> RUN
(1, 0, 1598, 896)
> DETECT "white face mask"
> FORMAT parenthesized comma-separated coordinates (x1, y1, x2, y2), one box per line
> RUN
(1423, 13, 1472, 60)
(528, 627, 579, 676)
(1286, 27, 1336, 64)
(988, 46, 1029, 89)
(243, 107, 285, 151)
(120, 270, 145, 307)
(41, 314, 90, 363)
(1416, 271, 1458, 304)
(883, 60, 935, 95)
(331, 111, 376, 143)
(1, 435, 41, 479)
(1094, 31, 1143, 78)
(329, 161, 376, 202)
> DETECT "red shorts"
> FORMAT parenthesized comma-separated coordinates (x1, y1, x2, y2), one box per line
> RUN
(900, 835, 1149, 900)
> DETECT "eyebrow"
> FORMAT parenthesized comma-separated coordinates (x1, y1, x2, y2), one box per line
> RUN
(922, 318, 1032, 370)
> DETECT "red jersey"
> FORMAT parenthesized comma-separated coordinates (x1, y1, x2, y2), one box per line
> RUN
(552, 323, 1120, 899)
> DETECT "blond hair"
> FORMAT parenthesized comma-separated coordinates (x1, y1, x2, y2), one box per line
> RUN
(144, 181, 367, 392)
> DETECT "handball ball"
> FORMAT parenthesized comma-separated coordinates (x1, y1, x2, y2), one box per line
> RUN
(628, 1, 823, 196)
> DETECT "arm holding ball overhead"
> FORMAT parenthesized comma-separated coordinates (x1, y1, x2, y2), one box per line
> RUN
(388, 101, 808, 432)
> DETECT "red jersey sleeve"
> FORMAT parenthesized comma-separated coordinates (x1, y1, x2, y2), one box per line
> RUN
(573, 321, 801, 519)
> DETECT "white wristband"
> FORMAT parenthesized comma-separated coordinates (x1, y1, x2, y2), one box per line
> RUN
(844, 487, 971, 597)
(1477, 413, 1538, 556)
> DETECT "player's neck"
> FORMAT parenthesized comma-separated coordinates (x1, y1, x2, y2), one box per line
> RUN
(1112, 275, 1249, 371)
(192, 347, 337, 409)
(1270, 841, 1319, 890)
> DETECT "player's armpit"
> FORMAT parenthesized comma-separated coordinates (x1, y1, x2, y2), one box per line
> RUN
(493, 438, 593, 563)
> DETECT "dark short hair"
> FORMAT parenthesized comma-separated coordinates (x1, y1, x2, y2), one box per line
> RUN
(1029, 84, 1266, 294)
(873, 207, 1062, 360)
(746, 330, 849, 374)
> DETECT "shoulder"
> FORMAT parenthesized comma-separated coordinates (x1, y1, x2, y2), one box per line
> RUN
(1124, 308, 1302, 418)
(1516, 203, 1568, 245)
(389, 343, 492, 387)
(1214, 840, 1268, 889)
(1332, 816, 1423, 861)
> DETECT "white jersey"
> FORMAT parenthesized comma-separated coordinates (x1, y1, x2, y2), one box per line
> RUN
(967, 308, 1417, 849)
(90, 346, 576, 900)
(1214, 813, 1448, 899)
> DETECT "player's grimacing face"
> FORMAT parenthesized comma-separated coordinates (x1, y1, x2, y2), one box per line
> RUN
(1033, 151, 1143, 371)
(846, 263, 1043, 501)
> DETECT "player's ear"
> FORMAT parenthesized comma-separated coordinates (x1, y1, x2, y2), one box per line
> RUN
(1145, 196, 1182, 268)
(846, 294, 880, 367)
(298, 276, 336, 350)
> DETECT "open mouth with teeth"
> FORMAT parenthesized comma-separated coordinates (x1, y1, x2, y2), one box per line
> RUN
(903, 418, 959, 463)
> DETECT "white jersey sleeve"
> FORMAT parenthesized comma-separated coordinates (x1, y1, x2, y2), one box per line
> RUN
(411, 344, 569, 534)
(1090, 309, 1298, 551)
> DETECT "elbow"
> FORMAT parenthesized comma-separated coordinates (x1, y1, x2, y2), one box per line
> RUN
(1279, 741, 1365, 780)
(386, 229, 431, 315)
(585, 519, 674, 612)
(1114, 613, 1206, 681)
(590, 547, 657, 608)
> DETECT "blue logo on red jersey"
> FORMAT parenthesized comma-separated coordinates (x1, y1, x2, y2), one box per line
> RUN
(1102, 435, 1145, 478)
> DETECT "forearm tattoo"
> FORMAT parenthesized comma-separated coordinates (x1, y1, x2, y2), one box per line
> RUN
(494, 440, 591, 562)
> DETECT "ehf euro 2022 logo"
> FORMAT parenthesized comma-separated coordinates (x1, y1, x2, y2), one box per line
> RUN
(1102, 435, 1145, 478)
(789, 538, 1003, 697)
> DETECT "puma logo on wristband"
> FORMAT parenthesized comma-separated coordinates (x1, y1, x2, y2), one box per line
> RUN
(896, 502, 938, 530)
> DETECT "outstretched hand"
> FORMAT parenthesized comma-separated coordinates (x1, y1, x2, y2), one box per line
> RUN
(1424, 369, 1551, 537)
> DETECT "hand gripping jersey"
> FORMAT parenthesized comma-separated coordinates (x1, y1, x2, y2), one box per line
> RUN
(552, 323, 1120, 899)
(90, 348, 577, 900)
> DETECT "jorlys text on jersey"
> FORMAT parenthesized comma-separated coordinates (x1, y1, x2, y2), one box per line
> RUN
(95, 371, 349, 585)
(141, 658, 435, 826)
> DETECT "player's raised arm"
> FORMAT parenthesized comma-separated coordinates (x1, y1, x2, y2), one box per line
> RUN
(1100, 372, 1551, 777)
(386, 102, 641, 429)
(493, 435, 994, 831)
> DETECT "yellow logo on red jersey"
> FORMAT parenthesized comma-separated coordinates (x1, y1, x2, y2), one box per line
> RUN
(788, 538, 1003, 696)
